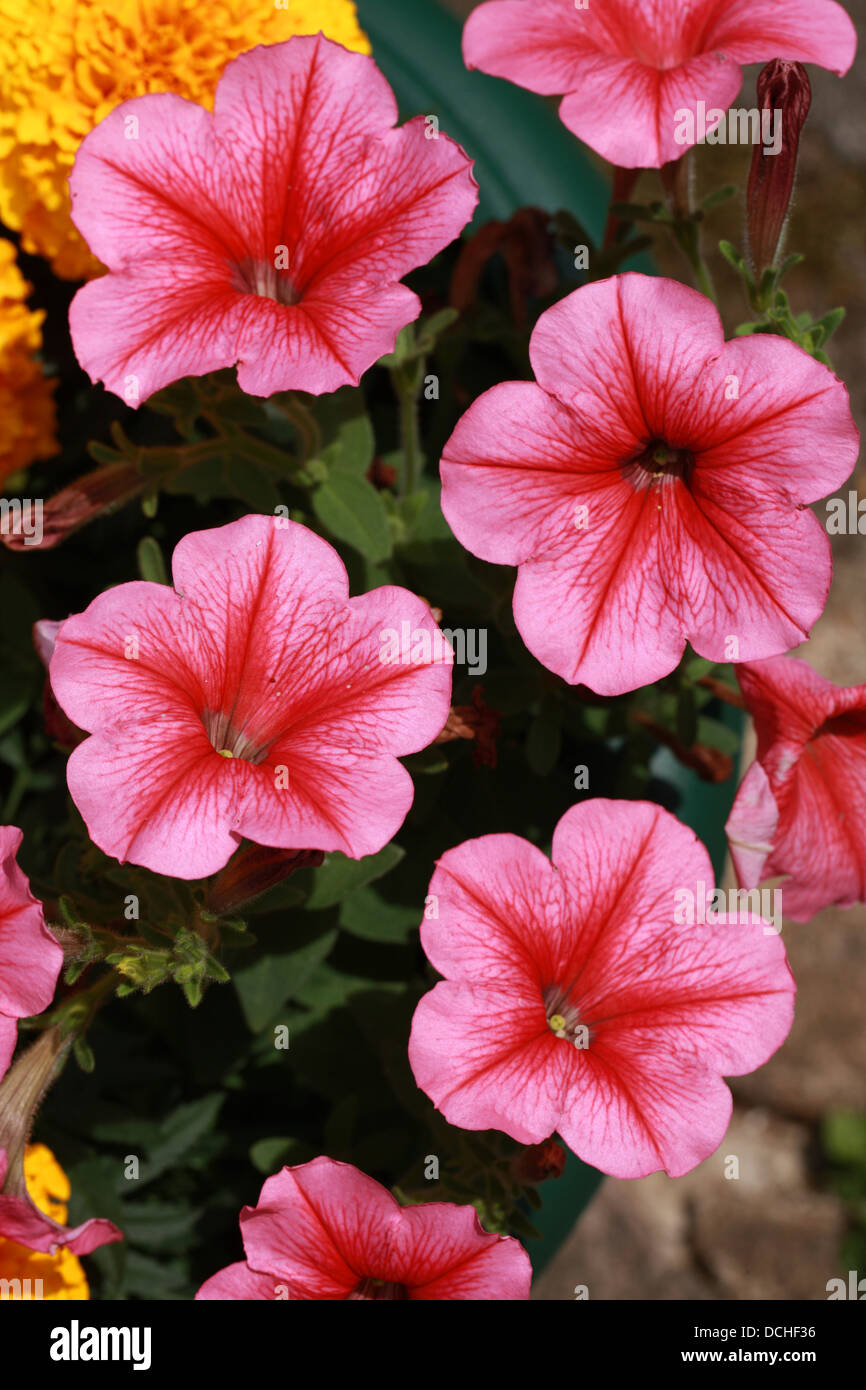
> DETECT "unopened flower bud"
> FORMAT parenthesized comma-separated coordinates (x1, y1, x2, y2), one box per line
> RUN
(747, 60, 812, 278)
(206, 844, 325, 917)
(511, 1139, 567, 1185)
(1, 461, 146, 552)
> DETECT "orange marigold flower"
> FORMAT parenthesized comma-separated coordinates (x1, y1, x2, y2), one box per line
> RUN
(0, 238, 57, 485)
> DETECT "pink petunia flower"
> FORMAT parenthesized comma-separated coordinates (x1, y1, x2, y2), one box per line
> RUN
(195, 1156, 531, 1300)
(726, 654, 866, 921)
(47, 514, 453, 880)
(409, 800, 795, 1179)
(0, 827, 63, 1078)
(440, 273, 859, 696)
(463, 0, 856, 168)
(68, 35, 478, 404)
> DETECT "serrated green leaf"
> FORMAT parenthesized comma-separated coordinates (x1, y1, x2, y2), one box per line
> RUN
(138, 1093, 225, 1187)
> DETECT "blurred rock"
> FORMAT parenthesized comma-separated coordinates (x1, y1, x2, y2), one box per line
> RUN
(533, 1110, 841, 1301)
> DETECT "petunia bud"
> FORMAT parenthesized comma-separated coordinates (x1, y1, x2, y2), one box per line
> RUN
(747, 60, 812, 279)
(433, 685, 501, 768)
(206, 845, 325, 917)
(511, 1139, 567, 1185)
(0, 1029, 70, 1199)
(33, 619, 84, 748)
(0, 461, 146, 552)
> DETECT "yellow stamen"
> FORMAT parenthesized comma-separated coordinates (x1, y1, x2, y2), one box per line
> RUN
(549, 1014, 566, 1033)
(217, 749, 234, 758)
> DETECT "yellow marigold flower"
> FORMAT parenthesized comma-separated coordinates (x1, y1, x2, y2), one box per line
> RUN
(0, 238, 57, 486)
(0, 1144, 89, 1301)
(0, 0, 371, 280)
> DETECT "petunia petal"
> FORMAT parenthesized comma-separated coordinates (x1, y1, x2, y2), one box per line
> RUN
(195, 1260, 283, 1301)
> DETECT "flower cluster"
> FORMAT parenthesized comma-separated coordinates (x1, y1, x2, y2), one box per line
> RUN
(0, 2, 861, 1305)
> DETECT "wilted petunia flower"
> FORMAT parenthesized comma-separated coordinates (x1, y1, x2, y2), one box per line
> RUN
(48, 515, 453, 879)
(726, 654, 866, 921)
(0, 826, 63, 1077)
(0, 1144, 110, 1289)
(0, 1145, 90, 1299)
(195, 1156, 531, 1300)
(67, 36, 477, 404)
(0, 1032, 123, 1258)
(462, 0, 856, 168)
(440, 273, 859, 696)
(409, 800, 795, 1179)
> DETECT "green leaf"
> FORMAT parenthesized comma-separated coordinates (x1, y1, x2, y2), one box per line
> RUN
(340, 885, 419, 943)
(377, 325, 414, 368)
(232, 930, 338, 1030)
(291, 962, 402, 1014)
(224, 457, 281, 512)
(123, 1249, 190, 1300)
(138, 1093, 225, 1187)
(776, 252, 805, 281)
(312, 474, 393, 561)
(810, 306, 846, 343)
(73, 1037, 96, 1072)
(822, 1111, 866, 1167)
(136, 536, 168, 585)
(420, 307, 460, 340)
(120, 1199, 200, 1252)
(305, 844, 404, 910)
(684, 655, 717, 682)
(250, 1136, 316, 1173)
(526, 706, 562, 776)
(719, 239, 745, 270)
(324, 413, 375, 477)
(701, 184, 737, 212)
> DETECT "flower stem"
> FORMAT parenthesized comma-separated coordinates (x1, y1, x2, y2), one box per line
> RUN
(391, 362, 425, 498)
(660, 155, 718, 305)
